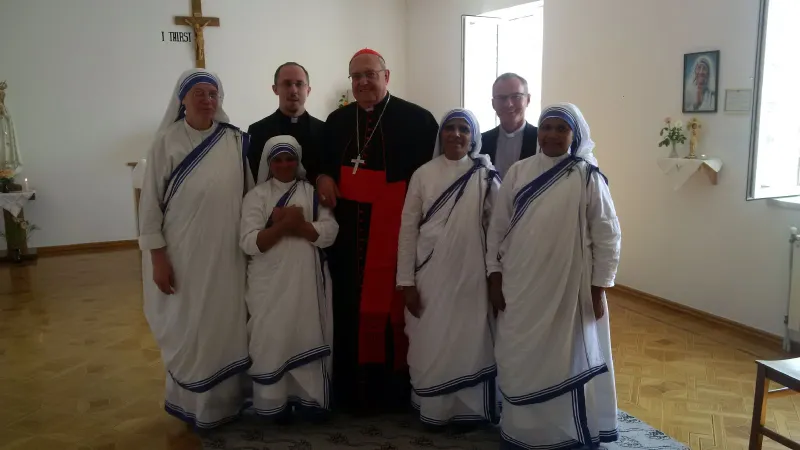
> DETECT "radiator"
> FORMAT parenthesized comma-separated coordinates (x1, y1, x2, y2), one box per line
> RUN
(785, 227, 800, 351)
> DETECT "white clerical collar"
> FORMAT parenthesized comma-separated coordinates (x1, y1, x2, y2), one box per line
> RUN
(502, 121, 527, 138)
(361, 93, 390, 112)
(279, 109, 304, 123)
(289, 111, 305, 123)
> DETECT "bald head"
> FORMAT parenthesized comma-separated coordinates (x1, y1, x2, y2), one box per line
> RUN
(350, 53, 386, 71)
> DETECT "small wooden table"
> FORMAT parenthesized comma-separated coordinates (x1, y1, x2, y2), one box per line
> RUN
(656, 157, 723, 190)
(750, 358, 800, 449)
(0, 191, 37, 265)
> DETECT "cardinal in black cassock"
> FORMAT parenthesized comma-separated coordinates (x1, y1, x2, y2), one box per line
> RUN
(316, 48, 439, 414)
(247, 62, 324, 182)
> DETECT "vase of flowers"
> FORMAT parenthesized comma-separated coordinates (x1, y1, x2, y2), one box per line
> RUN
(0, 167, 14, 193)
(658, 117, 687, 158)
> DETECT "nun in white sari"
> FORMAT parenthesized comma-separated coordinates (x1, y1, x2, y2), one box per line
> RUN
(139, 69, 254, 429)
(486, 103, 621, 449)
(240, 135, 337, 421)
(397, 109, 500, 428)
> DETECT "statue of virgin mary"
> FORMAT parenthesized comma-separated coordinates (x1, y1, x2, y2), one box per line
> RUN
(0, 81, 23, 174)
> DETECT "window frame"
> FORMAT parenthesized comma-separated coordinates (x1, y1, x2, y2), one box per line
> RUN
(746, 0, 799, 201)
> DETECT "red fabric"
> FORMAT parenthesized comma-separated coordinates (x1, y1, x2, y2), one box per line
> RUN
(351, 48, 384, 62)
(338, 166, 408, 369)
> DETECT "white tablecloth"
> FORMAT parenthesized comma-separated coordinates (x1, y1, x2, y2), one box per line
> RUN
(0, 191, 35, 217)
(656, 157, 723, 190)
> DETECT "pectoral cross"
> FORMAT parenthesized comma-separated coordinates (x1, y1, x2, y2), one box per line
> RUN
(174, 0, 220, 68)
(351, 156, 365, 174)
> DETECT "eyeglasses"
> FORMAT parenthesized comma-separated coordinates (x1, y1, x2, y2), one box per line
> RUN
(279, 81, 308, 89)
(349, 70, 386, 82)
(492, 93, 527, 103)
(191, 90, 221, 101)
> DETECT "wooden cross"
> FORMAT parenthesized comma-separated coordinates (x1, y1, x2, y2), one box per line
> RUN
(174, 0, 220, 68)
(351, 156, 365, 174)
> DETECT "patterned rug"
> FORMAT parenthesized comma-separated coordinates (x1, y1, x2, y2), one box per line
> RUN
(201, 410, 688, 449)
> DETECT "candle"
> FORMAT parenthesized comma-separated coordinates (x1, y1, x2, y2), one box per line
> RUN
(23, 178, 29, 191)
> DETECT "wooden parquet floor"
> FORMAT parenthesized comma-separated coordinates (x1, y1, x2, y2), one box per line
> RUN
(0, 249, 797, 449)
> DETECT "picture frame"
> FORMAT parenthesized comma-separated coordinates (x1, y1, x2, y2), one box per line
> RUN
(683, 50, 720, 113)
(724, 88, 753, 113)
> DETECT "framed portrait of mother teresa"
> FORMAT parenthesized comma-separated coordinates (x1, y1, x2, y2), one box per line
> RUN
(683, 50, 720, 113)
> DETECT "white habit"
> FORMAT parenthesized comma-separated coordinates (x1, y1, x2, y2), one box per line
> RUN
(139, 69, 253, 429)
(486, 103, 621, 449)
(397, 108, 500, 426)
(240, 136, 338, 417)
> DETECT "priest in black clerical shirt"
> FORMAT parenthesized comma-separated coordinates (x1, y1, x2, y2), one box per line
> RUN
(247, 62, 325, 182)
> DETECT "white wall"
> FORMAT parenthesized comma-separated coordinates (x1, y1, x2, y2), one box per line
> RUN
(0, 0, 407, 248)
(406, 0, 534, 121)
(407, 0, 799, 335)
(542, 0, 799, 335)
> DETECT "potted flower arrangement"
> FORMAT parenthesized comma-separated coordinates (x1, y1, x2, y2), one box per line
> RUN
(0, 167, 14, 193)
(0, 215, 39, 263)
(658, 117, 687, 158)
(0, 162, 22, 192)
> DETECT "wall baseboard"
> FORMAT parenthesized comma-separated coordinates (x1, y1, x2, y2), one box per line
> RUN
(22, 241, 789, 350)
(37, 239, 139, 257)
(610, 284, 782, 348)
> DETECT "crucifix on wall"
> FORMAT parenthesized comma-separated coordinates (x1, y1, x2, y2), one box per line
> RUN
(174, 0, 220, 68)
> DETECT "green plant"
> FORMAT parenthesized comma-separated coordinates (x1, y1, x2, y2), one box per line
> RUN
(338, 91, 350, 108)
(0, 167, 14, 184)
(658, 117, 687, 148)
(0, 216, 39, 248)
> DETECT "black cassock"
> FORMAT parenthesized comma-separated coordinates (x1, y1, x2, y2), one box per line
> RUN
(319, 93, 438, 413)
(246, 109, 325, 182)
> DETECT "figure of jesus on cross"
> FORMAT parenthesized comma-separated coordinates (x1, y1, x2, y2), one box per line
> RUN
(174, 0, 219, 69)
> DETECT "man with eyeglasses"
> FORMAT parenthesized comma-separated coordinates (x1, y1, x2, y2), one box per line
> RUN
(247, 62, 325, 182)
(316, 48, 439, 416)
(481, 73, 538, 178)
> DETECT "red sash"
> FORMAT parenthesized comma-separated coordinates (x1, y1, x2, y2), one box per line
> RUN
(338, 166, 409, 369)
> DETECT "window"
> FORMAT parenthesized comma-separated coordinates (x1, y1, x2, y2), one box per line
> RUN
(462, 15, 501, 132)
(747, 0, 800, 200)
(461, 2, 544, 133)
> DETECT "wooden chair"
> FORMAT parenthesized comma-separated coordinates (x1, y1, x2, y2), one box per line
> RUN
(750, 358, 800, 450)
